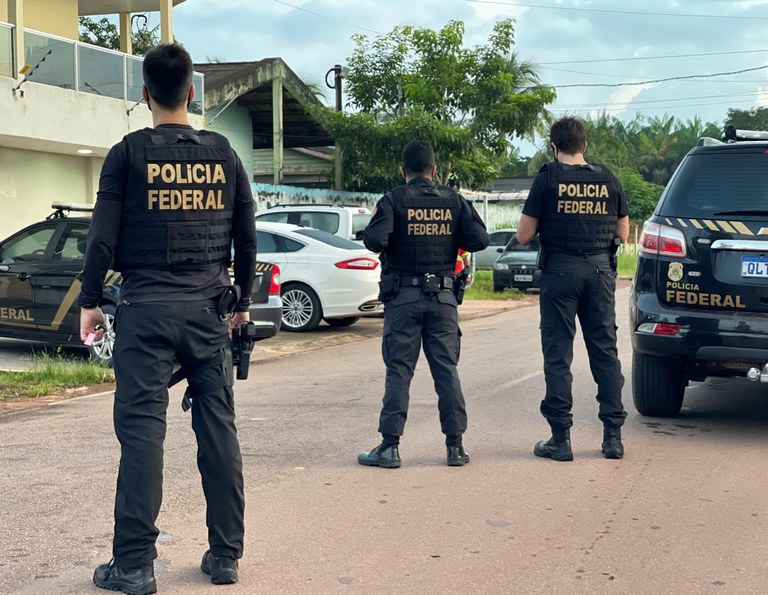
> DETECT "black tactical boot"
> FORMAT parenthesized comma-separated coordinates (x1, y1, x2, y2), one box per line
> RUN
(358, 443, 401, 468)
(201, 550, 239, 585)
(93, 560, 157, 595)
(447, 445, 470, 466)
(602, 426, 624, 459)
(534, 428, 573, 462)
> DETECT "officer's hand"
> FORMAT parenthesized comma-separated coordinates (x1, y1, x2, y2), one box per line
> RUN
(80, 307, 106, 343)
(229, 310, 250, 333)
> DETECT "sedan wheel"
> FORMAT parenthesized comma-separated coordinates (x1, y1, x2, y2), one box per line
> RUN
(88, 303, 116, 366)
(281, 284, 322, 332)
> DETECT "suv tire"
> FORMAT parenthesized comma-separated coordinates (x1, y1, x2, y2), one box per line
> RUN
(281, 283, 322, 332)
(88, 303, 116, 367)
(632, 352, 687, 417)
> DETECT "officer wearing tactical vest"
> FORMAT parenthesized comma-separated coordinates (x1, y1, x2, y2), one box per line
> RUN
(79, 44, 256, 594)
(358, 141, 489, 469)
(516, 117, 629, 462)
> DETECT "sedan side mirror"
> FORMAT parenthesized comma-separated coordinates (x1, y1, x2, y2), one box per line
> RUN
(496, 247, 503, 253)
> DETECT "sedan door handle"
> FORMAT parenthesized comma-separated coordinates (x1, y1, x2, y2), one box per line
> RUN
(0, 265, 8, 272)
(17, 272, 31, 281)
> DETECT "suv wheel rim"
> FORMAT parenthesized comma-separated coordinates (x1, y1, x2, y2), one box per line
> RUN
(91, 311, 115, 362)
(282, 289, 313, 328)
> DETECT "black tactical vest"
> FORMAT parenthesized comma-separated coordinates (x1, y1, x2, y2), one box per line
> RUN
(114, 129, 236, 272)
(385, 183, 462, 275)
(538, 162, 619, 254)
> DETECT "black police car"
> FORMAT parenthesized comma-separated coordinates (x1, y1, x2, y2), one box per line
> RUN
(0, 203, 281, 365)
(631, 126, 768, 416)
(492, 233, 540, 292)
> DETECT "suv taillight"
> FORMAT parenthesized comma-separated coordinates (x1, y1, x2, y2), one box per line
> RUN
(335, 258, 379, 270)
(269, 264, 281, 295)
(639, 221, 688, 258)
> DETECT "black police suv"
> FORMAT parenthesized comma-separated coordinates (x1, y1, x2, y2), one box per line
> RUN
(631, 127, 768, 417)
(0, 203, 281, 365)
(492, 233, 540, 292)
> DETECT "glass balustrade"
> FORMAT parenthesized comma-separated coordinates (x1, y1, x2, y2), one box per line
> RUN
(0, 24, 12, 78)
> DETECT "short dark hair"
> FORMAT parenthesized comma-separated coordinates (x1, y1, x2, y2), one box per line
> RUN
(549, 117, 587, 155)
(402, 141, 435, 176)
(142, 43, 194, 109)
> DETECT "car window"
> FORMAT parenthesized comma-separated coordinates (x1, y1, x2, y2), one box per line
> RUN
(505, 235, 540, 252)
(352, 213, 372, 235)
(294, 228, 360, 249)
(0, 226, 57, 263)
(282, 237, 305, 253)
(490, 231, 513, 246)
(52, 223, 90, 262)
(256, 231, 279, 253)
(661, 153, 768, 216)
(256, 212, 290, 224)
(295, 212, 340, 234)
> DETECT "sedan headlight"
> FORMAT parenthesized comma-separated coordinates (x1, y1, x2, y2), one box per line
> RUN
(494, 263, 507, 270)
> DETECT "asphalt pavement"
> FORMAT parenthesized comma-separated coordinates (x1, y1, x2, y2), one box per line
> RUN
(2, 288, 768, 594)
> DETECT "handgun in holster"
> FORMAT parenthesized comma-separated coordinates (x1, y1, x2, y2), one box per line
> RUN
(231, 322, 257, 380)
(378, 273, 400, 301)
(608, 236, 621, 276)
(533, 246, 547, 287)
(454, 270, 469, 305)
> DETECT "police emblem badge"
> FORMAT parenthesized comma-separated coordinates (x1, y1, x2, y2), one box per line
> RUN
(758, 227, 768, 235)
(668, 262, 684, 282)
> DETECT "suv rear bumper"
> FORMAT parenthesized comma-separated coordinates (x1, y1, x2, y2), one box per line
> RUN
(631, 290, 768, 366)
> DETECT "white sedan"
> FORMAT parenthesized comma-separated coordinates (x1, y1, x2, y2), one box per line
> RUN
(255, 222, 382, 332)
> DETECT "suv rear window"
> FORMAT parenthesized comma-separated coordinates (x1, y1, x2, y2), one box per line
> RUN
(352, 213, 372, 235)
(660, 152, 768, 217)
(295, 228, 360, 250)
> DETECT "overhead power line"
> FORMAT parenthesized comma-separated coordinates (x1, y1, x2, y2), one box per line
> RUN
(548, 97, 766, 114)
(538, 48, 768, 66)
(270, 0, 384, 35)
(463, 0, 768, 20)
(553, 90, 766, 110)
(537, 64, 768, 89)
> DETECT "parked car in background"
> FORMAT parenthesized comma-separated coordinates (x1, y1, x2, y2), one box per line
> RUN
(492, 234, 540, 291)
(255, 221, 382, 332)
(0, 203, 281, 365)
(474, 228, 517, 269)
(255, 204, 372, 243)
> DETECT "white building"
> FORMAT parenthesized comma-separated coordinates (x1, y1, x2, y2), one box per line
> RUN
(0, 0, 203, 237)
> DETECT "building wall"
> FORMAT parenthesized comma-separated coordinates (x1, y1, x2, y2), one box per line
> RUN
(208, 101, 254, 181)
(25, 0, 78, 39)
(0, 4, 7, 22)
(0, 147, 102, 237)
(253, 149, 330, 176)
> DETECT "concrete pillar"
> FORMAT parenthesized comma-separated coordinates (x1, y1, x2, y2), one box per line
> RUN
(8, 0, 23, 79)
(119, 12, 133, 55)
(272, 73, 284, 185)
(159, 0, 173, 43)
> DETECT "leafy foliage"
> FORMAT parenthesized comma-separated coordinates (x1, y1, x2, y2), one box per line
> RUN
(78, 16, 159, 56)
(312, 19, 554, 192)
(725, 106, 768, 131)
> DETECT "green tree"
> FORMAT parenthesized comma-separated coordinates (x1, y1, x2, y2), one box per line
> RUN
(78, 16, 159, 56)
(311, 19, 555, 192)
(725, 106, 768, 131)
(617, 168, 663, 226)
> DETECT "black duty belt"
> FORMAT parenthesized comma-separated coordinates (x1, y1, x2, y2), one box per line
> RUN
(399, 273, 455, 292)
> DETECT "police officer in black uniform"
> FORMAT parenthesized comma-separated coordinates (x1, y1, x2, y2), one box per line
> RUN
(358, 141, 489, 468)
(79, 44, 256, 594)
(517, 117, 629, 462)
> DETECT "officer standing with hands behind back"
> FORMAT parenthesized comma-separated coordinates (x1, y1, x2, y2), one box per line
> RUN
(358, 141, 489, 469)
(79, 44, 257, 594)
(516, 116, 629, 462)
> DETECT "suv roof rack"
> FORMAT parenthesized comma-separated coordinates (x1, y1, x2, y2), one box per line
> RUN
(696, 136, 723, 147)
(46, 202, 95, 220)
(722, 124, 768, 143)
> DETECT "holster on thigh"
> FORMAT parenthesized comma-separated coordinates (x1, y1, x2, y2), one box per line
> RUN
(180, 347, 233, 412)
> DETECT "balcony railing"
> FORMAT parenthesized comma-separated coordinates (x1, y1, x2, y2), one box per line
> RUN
(0, 25, 204, 115)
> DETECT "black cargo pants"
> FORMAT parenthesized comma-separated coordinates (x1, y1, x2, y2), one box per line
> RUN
(538, 253, 626, 430)
(378, 287, 466, 437)
(111, 299, 244, 569)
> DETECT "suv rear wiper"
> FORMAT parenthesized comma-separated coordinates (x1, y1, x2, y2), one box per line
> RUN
(713, 210, 768, 216)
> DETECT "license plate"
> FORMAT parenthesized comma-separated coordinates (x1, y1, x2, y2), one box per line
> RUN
(741, 256, 768, 278)
(514, 274, 533, 282)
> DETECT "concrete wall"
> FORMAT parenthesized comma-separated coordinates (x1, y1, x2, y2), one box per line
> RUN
(0, 4, 7, 22)
(208, 101, 254, 181)
(0, 147, 102, 237)
(25, 0, 78, 40)
(253, 149, 329, 176)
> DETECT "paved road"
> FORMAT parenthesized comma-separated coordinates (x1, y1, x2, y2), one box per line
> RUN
(2, 288, 768, 594)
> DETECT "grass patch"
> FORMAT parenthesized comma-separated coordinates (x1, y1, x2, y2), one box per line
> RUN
(0, 352, 114, 401)
(617, 251, 638, 278)
(466, 270, 531, 301)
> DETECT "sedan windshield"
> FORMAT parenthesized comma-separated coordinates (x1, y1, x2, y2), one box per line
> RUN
(294, 228, 361, 250)
(505, 235, 540, 252)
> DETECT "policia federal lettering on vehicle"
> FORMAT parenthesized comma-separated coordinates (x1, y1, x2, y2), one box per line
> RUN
(358, 141, 489, 469)
(79, 44, 257, 594)
(516, 117, 630, 462)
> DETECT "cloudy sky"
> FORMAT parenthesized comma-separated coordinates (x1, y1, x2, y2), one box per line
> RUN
(164, 0, 768, 154)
